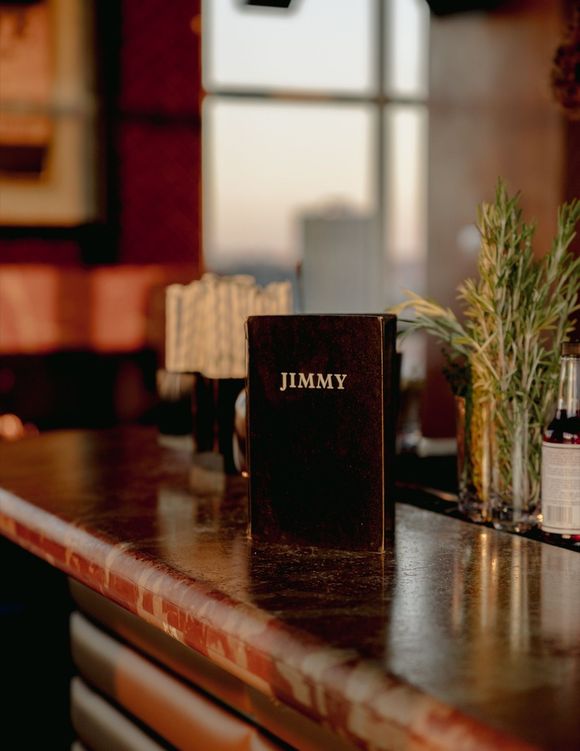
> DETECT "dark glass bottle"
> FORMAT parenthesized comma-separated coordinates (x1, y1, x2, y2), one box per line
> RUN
(541, 341, 580, 536)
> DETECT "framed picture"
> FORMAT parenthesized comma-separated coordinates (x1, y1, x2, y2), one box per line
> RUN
(0, 0, 98, 225)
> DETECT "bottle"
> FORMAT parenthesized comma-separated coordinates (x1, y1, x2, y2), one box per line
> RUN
(541, 340, 580, 537)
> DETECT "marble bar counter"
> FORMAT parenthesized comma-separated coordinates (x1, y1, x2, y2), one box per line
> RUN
(1, 427, 579, 750)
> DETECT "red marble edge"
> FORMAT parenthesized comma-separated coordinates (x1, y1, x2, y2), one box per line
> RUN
(0, 489, 538, 751)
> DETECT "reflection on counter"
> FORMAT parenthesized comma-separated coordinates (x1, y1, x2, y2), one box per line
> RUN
(156, 454, 249, 599)
(541, 544, 580, 652)
(388, 519, 580, 746)
(448, 532, 536, 653)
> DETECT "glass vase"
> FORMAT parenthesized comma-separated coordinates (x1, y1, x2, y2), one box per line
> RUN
(455, 395, 540, 532)
(490, 401, 540, 533)
(456, 395, 495, 523)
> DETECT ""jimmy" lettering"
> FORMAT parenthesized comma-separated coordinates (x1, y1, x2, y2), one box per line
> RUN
(279, 372, 347, 392)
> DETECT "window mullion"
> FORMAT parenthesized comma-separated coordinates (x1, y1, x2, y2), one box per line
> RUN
(375, 0, 387, 309)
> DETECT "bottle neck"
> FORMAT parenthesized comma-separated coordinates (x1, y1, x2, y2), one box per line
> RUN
(556, 357, 568, 413)
(559, 355, 580, 417)
(565, 356, 579, 416)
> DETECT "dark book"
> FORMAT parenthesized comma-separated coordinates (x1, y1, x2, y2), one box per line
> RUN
(246, 314, 398, 552)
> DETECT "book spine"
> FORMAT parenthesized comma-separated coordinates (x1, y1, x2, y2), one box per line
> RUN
(245, 320, 253, 540)
(383, 316, 398, 543)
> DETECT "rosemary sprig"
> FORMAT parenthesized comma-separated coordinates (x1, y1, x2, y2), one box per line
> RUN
(392, 179, 580, 508)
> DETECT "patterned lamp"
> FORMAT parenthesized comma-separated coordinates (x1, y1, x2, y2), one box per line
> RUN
(165, 273, 293, 471)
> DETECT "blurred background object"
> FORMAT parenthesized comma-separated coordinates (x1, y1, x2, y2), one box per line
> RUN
(0, 0, 203, 432)
(0, 412, 38, 441)
(165, 272, 292, 471)
(156, 369, 195, 447)
(0, 0, 97, 226)
(165, 272, 292, 377)
(300, 205, 380, 313)
(551, 3, 580, 120)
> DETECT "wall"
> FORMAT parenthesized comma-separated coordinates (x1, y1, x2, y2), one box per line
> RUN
(0, 0, 203, 428)
(0, 0, 203, 269)
(423, 0, 577, 437)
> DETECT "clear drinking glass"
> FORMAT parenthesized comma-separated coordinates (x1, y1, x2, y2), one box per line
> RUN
(456, 395, 494, 524)
(456, 395, 539, 532)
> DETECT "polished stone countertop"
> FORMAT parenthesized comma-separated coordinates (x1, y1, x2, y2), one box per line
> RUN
(1, 427, 578, 751)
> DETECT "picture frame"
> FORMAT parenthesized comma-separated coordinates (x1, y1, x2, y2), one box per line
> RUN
(0, 0, 98, 226)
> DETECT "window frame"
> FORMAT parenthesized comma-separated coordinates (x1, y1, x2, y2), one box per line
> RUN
(201, 0, 429, 305)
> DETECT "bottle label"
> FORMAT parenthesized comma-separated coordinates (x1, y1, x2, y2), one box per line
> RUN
(541, 442, 580, 533)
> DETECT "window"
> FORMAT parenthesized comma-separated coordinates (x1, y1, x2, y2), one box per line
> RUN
(202, 0, 429, 313)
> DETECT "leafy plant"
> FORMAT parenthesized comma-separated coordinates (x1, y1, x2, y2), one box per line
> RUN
(392, 179, 580, 514)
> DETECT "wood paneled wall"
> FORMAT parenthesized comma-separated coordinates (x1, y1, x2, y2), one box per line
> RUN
(423, 0, 575, 437)
(0, 0, 203, 269)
